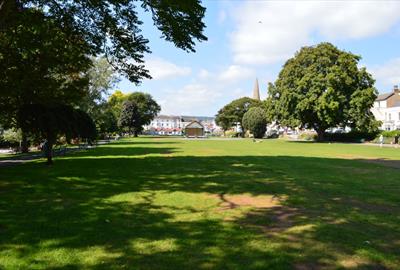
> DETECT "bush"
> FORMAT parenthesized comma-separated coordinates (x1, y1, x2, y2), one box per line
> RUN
(242, 107, 267, 139)
(324, 130, 379, 143)
(224, 130, 239, 138)
(372, 130, 400, 144)
(298, 132, 317, 141)
(380, 130, 400, 138)
(2, 129, 22, 144)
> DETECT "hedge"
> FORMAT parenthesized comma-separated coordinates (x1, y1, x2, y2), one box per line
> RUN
(324, 130, 379, 143)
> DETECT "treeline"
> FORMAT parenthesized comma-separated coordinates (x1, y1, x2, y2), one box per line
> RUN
(216, 43, 381, 141)
(0, 0, 207, 164)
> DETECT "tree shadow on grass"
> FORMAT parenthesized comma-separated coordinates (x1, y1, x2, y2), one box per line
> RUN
(71, 146, 179, 158)
(104, 140, 182, 146)
(0, 149, 399, 269)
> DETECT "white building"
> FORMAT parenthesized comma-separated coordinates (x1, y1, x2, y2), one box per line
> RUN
(144, 115, 221, 135)
(371, 85, 400, 131)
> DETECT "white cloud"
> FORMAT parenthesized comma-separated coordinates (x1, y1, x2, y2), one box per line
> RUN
(146, 57, 191, 80)
(369, 58, 400, 88)
(160, 84, 222, 115)
(218, 10, 227, 24)
(218, 65, 255, 82)
(198, 69, 212, 80)
(230, 1, 400, 65)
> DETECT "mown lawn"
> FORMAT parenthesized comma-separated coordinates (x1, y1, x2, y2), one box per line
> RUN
(0, 137, 399, 269)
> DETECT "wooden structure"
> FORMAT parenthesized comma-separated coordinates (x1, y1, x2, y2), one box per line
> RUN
(185, 121, 204, 137)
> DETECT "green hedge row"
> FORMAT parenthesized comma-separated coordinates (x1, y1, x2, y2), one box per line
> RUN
(324, 131, 379, 143)
(380, 130, 400, 137)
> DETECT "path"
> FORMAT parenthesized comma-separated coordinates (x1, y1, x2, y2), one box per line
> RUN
(0, 140, 112, 168)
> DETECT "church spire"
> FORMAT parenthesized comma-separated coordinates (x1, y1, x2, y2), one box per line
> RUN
(253, 78, 260, 101)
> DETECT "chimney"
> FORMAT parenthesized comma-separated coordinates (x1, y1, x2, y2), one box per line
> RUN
(394, 85, 399, 93)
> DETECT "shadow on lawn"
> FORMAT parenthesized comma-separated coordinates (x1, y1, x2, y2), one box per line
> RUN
(0, 144, 399, 269)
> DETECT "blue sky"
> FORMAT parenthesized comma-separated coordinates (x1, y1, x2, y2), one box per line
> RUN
(117, 0, 400, 117)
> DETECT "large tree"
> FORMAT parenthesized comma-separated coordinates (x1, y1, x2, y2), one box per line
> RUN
(118, 100, 140, 134)
(266, 42, 379, 141)
(0, 9, 92, 151)
(0, 0, 207, 83)
(127, 92, 161, 136)
(1, 1, 206, 152)
(79, 57, 120, 117)
(242, 107, 267, 139)
(215, 97, 261, 137)
(17, 104, 96, 164)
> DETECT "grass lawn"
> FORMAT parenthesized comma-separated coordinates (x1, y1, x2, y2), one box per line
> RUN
(0, 137, 399, 269)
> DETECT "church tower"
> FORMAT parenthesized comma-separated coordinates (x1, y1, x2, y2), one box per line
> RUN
(252, 78, 260, 101)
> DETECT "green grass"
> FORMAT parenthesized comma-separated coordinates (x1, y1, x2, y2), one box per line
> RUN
(0, 137, 399, 269)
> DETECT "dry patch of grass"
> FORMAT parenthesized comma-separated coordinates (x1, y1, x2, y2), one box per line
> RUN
(212, 193, 286, 210)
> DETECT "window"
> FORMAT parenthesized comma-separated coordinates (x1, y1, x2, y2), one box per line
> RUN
(389, 113, 392, 121)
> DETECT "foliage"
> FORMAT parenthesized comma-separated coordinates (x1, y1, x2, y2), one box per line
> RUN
(216, 97, 262, 136)
(1, 128, 22, 144)
(0, 0, 207, 84)
(242, 107, 267, 139)
(118, 100, 140, 134)
(17, 103, 96, 164)
(108, 90, 131, 119)
(96, 104, 119, 136)
(266, 42, 379, 141)
(76, 58, 120, 136)
(298, 132, 317, 141)
(79, 58, 120, 117)
(127, 92, 161, 136)
(380, 130, 400, 138)
(0, 9, 91, 129)
(324, 130, 379, 143)
(72, 109, 97, 142)
(1, 138, 400, 269)
(224, 130, 239, 138)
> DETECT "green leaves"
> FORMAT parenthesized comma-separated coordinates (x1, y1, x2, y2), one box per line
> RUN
(242, 107, 267, 139)
(115, 92, 160, 135)
(266, 42, 379, 138)
(1, 0, 207, 84)
(216, 97, 262, 135)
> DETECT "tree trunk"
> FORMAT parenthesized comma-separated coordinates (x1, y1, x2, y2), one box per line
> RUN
(21, 131, 29, 153)
(134, 130, 138, 137)
(316, 128, 325, 142)
(45, 134, 55, 165)
(45, 141, 53, 165)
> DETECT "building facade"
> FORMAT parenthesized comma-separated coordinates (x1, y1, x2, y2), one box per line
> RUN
(144, 115, 220, 135)
(371, 85, 400, 131)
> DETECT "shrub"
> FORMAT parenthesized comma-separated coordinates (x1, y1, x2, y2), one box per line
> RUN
(2, 129, 22, 144)
(224, 130, 239, 138)
(324, 130, 379, 143)
(242, 107, 267, 139)
(380, 130, 400, 138)
(298, 132, 317, 141)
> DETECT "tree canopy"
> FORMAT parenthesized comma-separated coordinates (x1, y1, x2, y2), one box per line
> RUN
(0, 9, 91, 128)
(0, 0, 207, 84)
(266, 42, 379, 140)
(242, 107, 267, 139)
(17, 103, 96, 164)
(127, 92, 161, 134)
(118, 100, 140, 134)
(215, 97, 262, 136)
